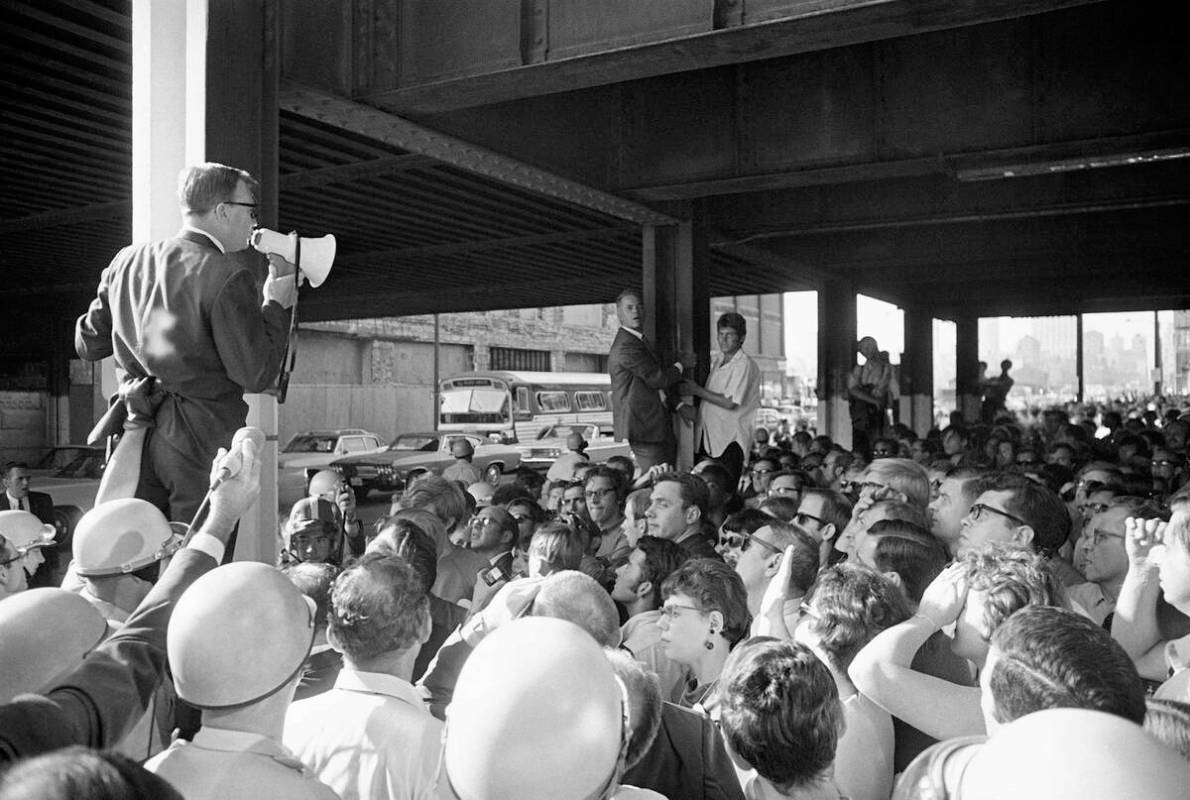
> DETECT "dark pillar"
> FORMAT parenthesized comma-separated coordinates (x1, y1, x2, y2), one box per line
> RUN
(1076, 313, 1085, 403)
(642, 210, 709, 470)
(817, 279, 857, 449)
(955, 314, 980, 424)
(902, 308, 935, 437)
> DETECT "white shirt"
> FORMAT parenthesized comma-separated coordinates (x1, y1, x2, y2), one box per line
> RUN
(5, 493, 25, 511)
(284, 667, 443, 800)
(694, 348, 761, 457)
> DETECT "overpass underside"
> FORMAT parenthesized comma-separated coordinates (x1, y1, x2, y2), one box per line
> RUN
(2, 0, 1187, 452)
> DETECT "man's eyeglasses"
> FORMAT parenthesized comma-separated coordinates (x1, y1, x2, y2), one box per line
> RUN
(1077, 501, 1111, 519)
(222, 200, 259, 221)
(659, 603, 704, 621)
(751, 467, 774, 476)
(1089, 527, 1125, 547)
(795, 511, 826, 528)
(585, 487, 616, 501)
(967, 502, 1027, 527)
(718, 529, 783, 556)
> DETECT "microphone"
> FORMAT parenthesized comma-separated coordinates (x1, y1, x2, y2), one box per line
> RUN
(210, 427, 266, 489)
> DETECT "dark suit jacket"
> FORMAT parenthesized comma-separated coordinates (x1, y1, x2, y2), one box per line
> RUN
(623, 701, 745, 800)
(75, 230, 291, 523)
(609, 328, 681, 444)
(0, 548, 217, 763)
(1, 491, 61, 586)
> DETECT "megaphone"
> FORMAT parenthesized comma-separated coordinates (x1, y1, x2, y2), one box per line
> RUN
(249, 228, 335, 287)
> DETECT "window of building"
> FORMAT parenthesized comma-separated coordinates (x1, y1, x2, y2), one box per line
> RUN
(491, 347, 551, 372)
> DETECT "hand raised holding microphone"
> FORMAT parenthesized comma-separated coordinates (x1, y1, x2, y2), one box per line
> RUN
(203, 427, 266, 537)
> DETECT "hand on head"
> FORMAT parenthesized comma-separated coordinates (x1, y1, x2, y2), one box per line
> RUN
(917, 561, 970, 630)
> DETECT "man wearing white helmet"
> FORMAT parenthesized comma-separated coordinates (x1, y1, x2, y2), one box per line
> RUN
(0, 430, 264, 763)
(285, 553, 441, 800)
(144, 561, 336, 799)
(71, 498, 186, 627)
(439, 616, 659, 800)
(0, 506, 57, 593)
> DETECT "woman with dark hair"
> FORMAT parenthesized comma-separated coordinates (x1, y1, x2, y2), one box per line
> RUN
(657, 558, 751, 719)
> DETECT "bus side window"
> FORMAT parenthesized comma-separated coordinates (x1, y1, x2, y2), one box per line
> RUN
(575, 391, 606, 411)
(536, 391, 571, 412)
(516, 387, 531, 413)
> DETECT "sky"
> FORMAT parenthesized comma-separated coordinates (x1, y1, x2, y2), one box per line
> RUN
(781, 292, 1171, 379)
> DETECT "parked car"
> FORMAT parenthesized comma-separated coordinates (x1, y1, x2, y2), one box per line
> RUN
(278, 429, 386, 508)
(27, 445, 105, 478)
(37, 450, 106, 539)
(332, 432, 521, 501)
(517, 423, 631, 471)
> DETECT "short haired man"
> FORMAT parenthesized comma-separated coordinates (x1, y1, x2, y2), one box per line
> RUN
(767, 469, 811, 506)
(285, 554, 441, 800)
(76, 163, 296, 528)
(813, 448, 854, 494)
(1, 463, 59, 586)
(685, 312, 761, 487)
(927, 467, 984, 556)
(722, 520, 818, 630)
(695, 461, 736, 530)
(609, 289, 685, 470)
(719, 640, 845, 799)
(284, 561, 342, 701)
(584, 467, 631, 564)
(613, 535, 689, 698)
(981, 359, 1014, 423)
(957, 472, 1070, 559)
(646, 472, 720, 561)
(1069, 497, 1164, 627)
(794, 488, 853, 567)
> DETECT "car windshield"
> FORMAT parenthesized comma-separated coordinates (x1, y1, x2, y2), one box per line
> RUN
(54, 452, 106, 480)
(35, 447, 92, 471)
(284, 435, 338, 453)
(389, 434, 440, 452)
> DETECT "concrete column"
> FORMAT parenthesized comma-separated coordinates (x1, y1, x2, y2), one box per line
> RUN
(132, 0, 280, 563)
(817, 280, 856, 449)
(642, 215, 708, 470)
(473, 344, 491, 371)
(955, 314, 981, 423)
(901, 308, 935, 436)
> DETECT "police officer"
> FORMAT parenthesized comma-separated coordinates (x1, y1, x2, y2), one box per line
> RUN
(442, 439, 481, 485)
(0, 587, 107, 703)
(0, 510, 56, 598)
(144, 561, 336, 799)
(440, 616, 645, 800)
(71, 498, 186, 626)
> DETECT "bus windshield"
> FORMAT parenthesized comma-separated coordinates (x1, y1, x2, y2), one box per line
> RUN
(440, 387, 510, 425)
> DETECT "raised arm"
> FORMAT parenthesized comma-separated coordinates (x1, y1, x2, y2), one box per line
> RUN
(1111, 516, 1170, 681)
(848, 563, 985, 740)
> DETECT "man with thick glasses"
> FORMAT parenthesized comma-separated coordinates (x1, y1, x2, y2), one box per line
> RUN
(76, 163, 296, 529)
(956, 473, 1070, 562)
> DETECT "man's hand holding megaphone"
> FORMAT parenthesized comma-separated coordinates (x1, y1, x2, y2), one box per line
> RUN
(262, 253, 298, 310)
(250, 228, 335, 311)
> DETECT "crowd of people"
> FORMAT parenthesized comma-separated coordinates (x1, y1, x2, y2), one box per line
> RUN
(3, 391, 1190, 798)
(1, 161, 1189, 795)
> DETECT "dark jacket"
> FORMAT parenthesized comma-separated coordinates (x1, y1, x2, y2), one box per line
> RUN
(622, 701, 745, 800)
(609, 328, 681, 444)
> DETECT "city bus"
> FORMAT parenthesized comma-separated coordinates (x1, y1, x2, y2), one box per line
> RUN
(438, 371, 612, 443)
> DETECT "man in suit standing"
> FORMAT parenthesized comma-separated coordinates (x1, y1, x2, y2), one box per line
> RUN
(75, 163, 296, 528)
(1, 462, 59, 587)
(609, 289, 684, 471)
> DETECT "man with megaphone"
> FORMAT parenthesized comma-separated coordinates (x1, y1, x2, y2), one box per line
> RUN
(75, 163, 298, 532)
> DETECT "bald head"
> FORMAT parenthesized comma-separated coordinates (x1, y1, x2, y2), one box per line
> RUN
(531, 570, 621, 647)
